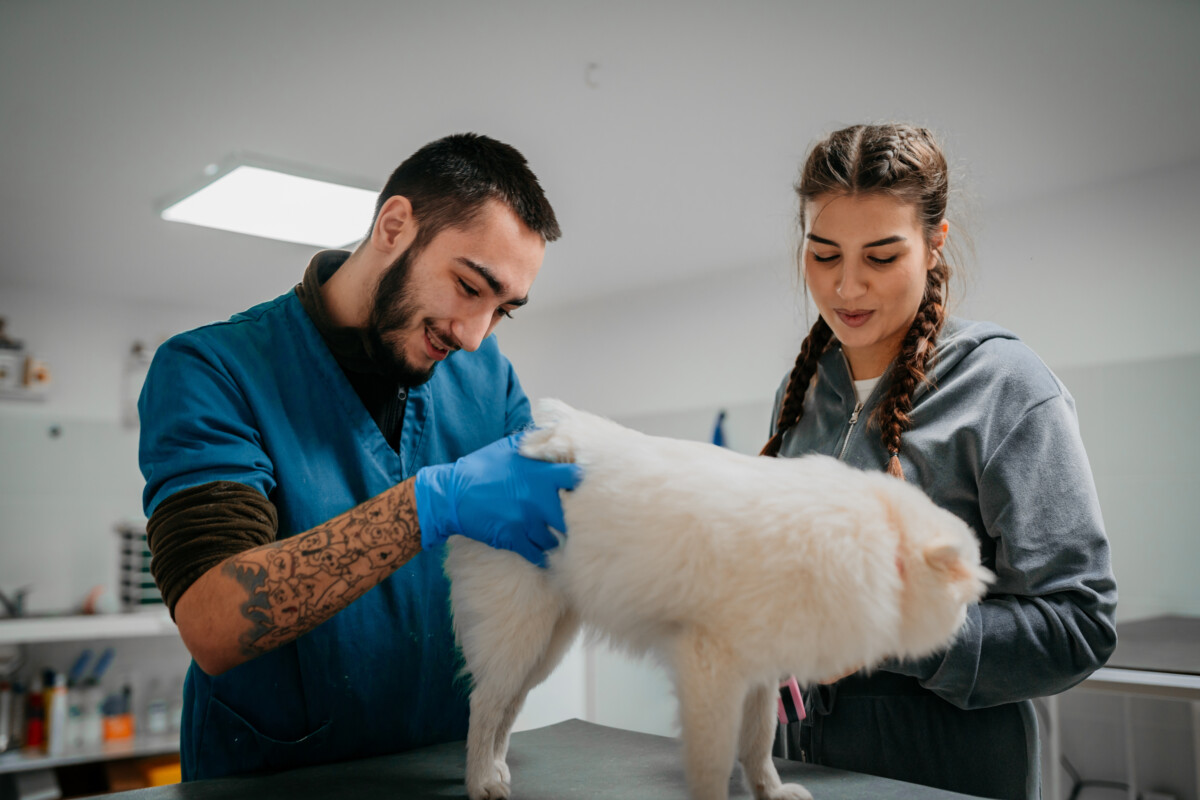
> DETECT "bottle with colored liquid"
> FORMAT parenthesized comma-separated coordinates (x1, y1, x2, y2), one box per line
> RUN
(25, 676, 44, 749)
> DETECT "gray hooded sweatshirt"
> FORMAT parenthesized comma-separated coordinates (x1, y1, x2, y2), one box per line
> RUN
(773, 316, 1118, 708)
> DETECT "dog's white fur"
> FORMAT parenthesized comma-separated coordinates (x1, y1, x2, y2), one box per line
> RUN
(446, 400, 991, 800)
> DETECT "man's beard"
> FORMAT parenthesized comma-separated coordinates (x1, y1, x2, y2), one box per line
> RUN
(365, 246, 437, 387)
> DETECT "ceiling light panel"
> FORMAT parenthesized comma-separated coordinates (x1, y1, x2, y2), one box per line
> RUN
(160, 163, 378, 248)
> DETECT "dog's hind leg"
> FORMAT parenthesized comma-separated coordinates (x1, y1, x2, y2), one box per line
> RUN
(671, 628, 748, 800)
(737, 683, 812, 800)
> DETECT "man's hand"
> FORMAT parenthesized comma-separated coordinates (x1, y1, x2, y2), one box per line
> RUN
(413, 433, 582, 566)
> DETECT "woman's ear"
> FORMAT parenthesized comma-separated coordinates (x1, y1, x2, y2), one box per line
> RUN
(928, 218, 950, 270)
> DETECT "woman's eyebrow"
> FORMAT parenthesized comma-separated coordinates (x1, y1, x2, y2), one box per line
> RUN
(806, 233, 906, 248)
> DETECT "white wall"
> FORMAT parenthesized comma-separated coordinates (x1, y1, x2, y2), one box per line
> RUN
(1056, 354, 1200, 623)
(962, 157, 1200, 368)
(0, 284, 230, 423)
(496, 253, 809, 422)
(0, 285, 227, 612)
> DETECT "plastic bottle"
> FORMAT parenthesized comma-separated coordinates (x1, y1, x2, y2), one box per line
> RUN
(10, 682, 25, 749)
(168, 676, 184, 734)
(79, 680, 104, 749)
(102, 684, 135, 742)
(144, 679, 169, 736)
(41, 669, 54, 712)
(46, 673, 68, 756)
(83, 648, 114, 748)
(66, 649, 91, 749)
(66, 688, 84, 750)
(0, 681, 11, 752)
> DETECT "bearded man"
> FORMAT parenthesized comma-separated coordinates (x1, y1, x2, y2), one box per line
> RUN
(139, 134, 579, 781)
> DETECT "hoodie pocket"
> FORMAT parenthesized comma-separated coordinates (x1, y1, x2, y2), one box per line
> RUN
(195, 694, 332, 779)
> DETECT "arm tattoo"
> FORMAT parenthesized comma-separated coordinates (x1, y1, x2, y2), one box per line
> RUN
(222, 481, 422, 659)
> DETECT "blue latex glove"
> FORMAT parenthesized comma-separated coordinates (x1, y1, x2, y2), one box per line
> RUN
(413, 433, 582, 566)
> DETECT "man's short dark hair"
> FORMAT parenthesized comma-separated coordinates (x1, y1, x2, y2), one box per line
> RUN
(371, 133, 561, 250)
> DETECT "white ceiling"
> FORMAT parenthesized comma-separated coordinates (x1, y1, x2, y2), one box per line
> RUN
(2, 0, 1198, 314)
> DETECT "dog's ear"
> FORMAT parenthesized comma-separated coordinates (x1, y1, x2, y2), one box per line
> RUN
(922, 538, 970, 579)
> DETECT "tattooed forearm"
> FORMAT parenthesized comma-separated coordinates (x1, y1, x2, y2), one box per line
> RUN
(221, 479, 422, 659)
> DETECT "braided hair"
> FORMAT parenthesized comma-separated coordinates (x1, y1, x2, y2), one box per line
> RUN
(761, 124, 952, 481)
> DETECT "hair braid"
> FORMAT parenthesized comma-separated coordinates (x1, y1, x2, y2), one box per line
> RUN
(873, 260, 949, 479)
(761, 317, 833, 457)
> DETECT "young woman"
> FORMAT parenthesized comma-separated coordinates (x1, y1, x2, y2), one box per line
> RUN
(764, 124, 1117, 800)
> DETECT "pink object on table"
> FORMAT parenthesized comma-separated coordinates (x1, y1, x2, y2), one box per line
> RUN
(777, 675, 805, 725)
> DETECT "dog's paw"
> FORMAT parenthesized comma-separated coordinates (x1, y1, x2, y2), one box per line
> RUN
(759, 783, 812, 800)
(466, 762, 511, 800)
(466, 777, 510, 800)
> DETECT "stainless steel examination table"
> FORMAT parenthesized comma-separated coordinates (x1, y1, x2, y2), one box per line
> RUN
(87, 718, 987, 799)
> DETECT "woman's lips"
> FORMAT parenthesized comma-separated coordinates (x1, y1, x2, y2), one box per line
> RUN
(836, 309, 874, 328)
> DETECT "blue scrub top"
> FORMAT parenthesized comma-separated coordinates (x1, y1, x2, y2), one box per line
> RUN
(139, 290, 532, 780)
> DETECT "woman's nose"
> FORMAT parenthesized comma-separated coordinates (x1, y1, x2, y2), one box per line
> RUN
(836, 261, 868, 300)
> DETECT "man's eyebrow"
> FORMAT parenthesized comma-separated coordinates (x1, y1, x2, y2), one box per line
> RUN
(806, 233, 907, 248)
(458, 258, 529, 307)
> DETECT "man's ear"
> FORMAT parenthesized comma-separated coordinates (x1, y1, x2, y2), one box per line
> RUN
(371, 195, 418, 256)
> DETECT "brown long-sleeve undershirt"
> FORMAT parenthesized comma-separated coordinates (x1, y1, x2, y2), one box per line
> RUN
(147, 251, 407, 617)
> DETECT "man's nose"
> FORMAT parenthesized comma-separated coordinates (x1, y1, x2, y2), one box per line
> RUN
(451, 311, 493, 352)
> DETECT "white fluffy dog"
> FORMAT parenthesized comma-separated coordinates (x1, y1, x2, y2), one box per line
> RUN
(446, 400, 991, 800)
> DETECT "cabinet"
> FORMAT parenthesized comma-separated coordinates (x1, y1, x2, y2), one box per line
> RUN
(0, 612, 183, 776)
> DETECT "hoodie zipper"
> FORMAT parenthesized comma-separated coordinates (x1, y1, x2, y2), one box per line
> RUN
(837, 402, 863, 461)
(836, 350, 864, 461)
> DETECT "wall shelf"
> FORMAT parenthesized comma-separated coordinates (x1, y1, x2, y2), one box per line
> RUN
(0, 733, 178, 775)
(0, 611, 175, 646)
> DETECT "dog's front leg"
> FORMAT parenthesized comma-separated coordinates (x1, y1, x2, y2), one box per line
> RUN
(484, 610, 581, 788)
(465, 682, 516, 800)
(738, 683, 812, 800)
